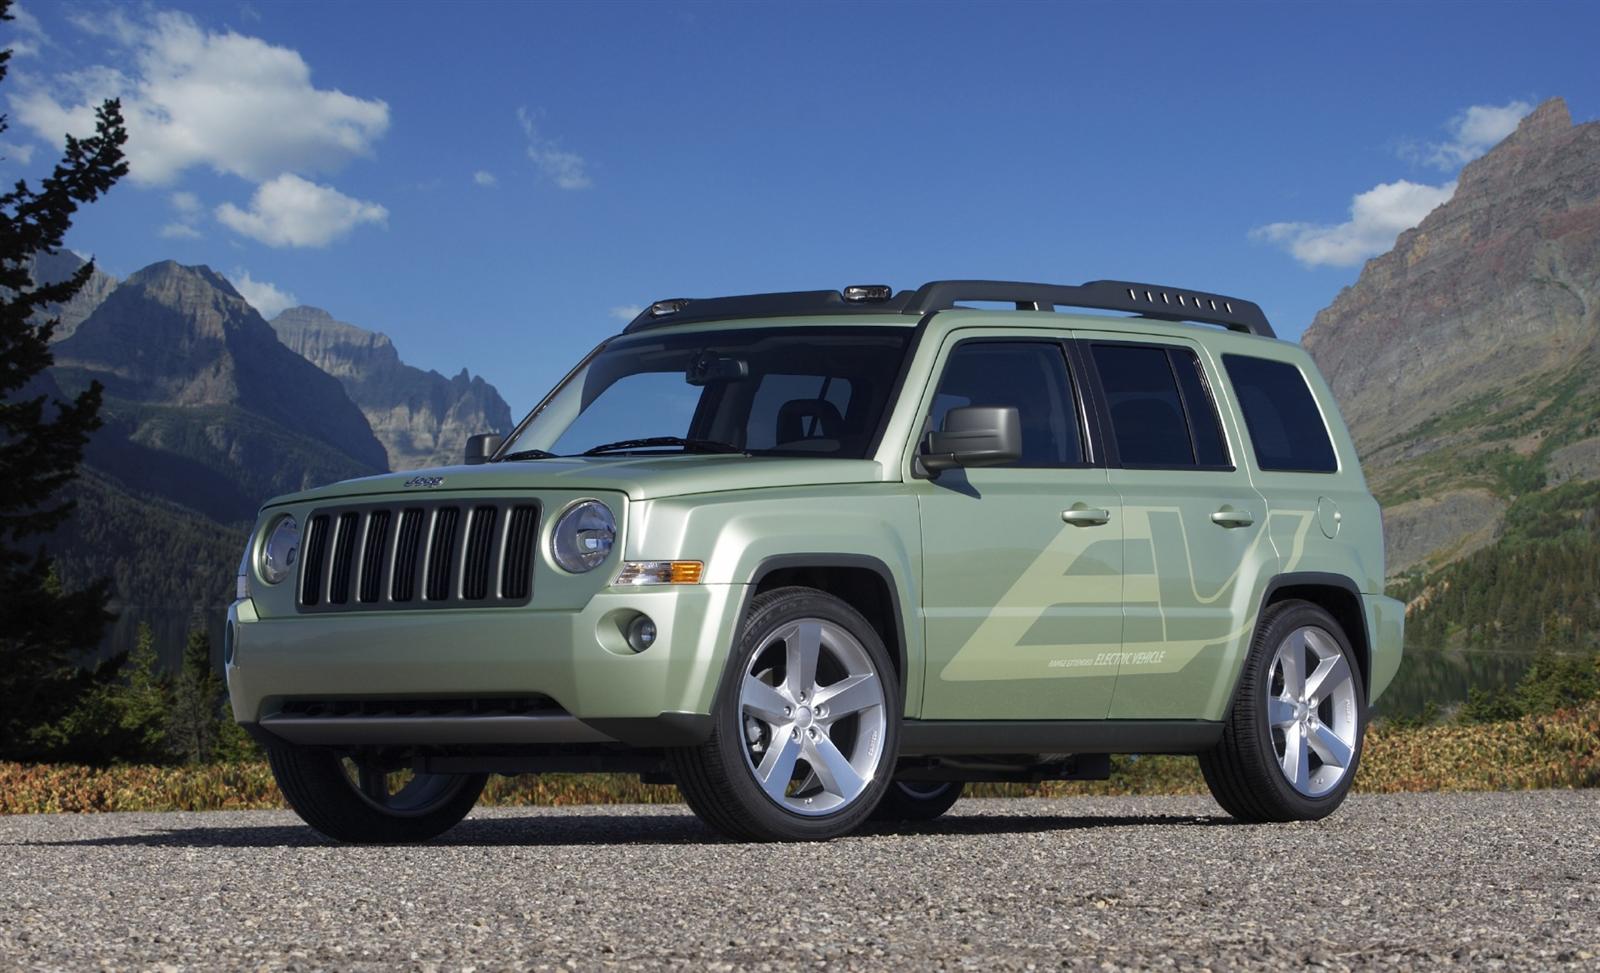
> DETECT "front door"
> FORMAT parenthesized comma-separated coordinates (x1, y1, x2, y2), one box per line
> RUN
(914, 334, 1124, 720)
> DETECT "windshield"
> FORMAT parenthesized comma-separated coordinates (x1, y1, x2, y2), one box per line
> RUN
(499, 326, 914, 459)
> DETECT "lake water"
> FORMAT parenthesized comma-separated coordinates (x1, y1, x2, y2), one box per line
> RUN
(1372, 648, 1537, 720)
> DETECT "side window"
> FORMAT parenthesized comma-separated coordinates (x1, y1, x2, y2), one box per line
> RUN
(1090, 344, 1196, 467)
(1222, 355, 1338, 473)
(1171, 350, 1230, 467)
(929, 341, 1083, 467)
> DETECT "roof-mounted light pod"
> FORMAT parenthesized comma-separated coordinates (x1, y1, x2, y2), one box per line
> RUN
(649, 299, 691, 317)
(843, 284, 892, 303)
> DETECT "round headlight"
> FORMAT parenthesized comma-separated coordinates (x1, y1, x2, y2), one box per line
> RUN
(551, 500, 616, 574)
(259, 515, 300, 585)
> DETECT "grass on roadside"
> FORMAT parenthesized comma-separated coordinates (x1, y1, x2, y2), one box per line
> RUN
(3, 701, 1596, 815)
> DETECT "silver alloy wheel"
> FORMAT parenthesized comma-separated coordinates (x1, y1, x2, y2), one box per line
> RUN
(1266, 626, 1359, 798)
(738, 618, 888, 816)
(340, 758, 471, 817)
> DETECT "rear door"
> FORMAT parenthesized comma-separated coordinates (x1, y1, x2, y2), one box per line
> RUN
(1075, 334, 1275, 720)
(913, 332, 1124, 720)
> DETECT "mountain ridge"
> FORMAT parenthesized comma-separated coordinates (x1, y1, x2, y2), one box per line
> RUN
(1304, 97, 1600, 575)
(271, 305, 512, 471)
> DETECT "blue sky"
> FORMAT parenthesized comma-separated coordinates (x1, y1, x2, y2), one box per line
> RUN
(6, 0, 1598, 411)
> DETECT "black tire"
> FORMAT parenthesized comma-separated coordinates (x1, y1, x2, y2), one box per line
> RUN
(668, 586, 901, 842)
(871, 780, 964, 822)
(268, 745, 487, 843)
(1200, 599, 1367, 823)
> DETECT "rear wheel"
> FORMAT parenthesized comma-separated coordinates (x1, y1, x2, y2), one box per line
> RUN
(1200, 599, 1366, 822)
(669, 586, 900, 841)
(872, 779, 964, 822)
(268, 745, 487, 843)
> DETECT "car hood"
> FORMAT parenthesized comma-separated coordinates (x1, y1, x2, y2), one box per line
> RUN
(265, 454, 889, 507)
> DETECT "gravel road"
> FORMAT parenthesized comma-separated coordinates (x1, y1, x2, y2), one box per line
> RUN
(2, 791, 1596, 971)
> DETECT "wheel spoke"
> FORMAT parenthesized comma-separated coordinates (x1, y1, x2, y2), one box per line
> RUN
(1308, 723, 1354, 769)
(1279, 724, 1310, 792)
(813, 673, 880, 719)
(785, 621, 822, 700)
(1267, 696, 1298, 728)
(754, 730, 803, 800)
(804, 734, 865, 801)
(1277, 634, 1306, 700)
(1305, 652, 1351, 702)
(741, 676, 791, 725)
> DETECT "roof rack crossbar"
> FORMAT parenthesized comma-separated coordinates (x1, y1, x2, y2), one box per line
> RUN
(903, 279, 1274, 337)
(624, 289, 914, 332)
(623, 279, 1273, 338)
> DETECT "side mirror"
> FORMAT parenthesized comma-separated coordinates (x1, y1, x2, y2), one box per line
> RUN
(920, 406, 1021, 475)
(464, 433, 504, 466)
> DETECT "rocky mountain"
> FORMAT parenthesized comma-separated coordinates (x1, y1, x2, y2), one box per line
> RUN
(24, 249, 118, 341)
(50, 262, 389, 523)
(1304, 98, 1600, 575)
(271, 305, 512, 471)
(36, 259, 519, 665)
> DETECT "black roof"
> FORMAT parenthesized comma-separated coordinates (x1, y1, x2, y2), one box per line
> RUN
(623, 279, 1275, 339)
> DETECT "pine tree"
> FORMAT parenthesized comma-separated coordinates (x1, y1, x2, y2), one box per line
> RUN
(167, 630, 222, 764)
(118, 622, 171, 757)
(0, 0, 129, 759)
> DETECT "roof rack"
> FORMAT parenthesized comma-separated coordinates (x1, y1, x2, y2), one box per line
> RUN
(623, 278, 1274, 338)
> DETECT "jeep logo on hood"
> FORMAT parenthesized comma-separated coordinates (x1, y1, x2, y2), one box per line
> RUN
(404, 475, 445, 488)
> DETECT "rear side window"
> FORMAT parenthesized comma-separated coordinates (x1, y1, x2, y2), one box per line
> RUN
(1222, 355, 1338, 473)
(930, 340, 1083, 466)
(1091, 343, 1230, 469)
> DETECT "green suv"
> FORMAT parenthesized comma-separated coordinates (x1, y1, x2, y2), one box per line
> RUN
(228, 279, 1404, 842)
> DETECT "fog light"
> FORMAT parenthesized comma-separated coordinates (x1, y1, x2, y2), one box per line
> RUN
(626, 615, 658, 652)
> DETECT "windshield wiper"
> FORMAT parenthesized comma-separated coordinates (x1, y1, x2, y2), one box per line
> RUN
(583, 436, 747, 456)
(497, 448, 559, 462)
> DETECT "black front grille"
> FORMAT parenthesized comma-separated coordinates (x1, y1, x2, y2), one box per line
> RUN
(297, 499, 539, 613)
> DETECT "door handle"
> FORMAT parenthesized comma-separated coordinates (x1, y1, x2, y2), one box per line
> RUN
(1210, 507, 1255, 528)
(1062, 506, 1112, 526)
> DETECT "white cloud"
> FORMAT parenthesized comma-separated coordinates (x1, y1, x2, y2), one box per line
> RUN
(0, 140, 35, 165)
(228, 269, 298, 319)
(1251, 179, 1456, 268)
(609, 305, 643, 322)
(1409, 100, 1534, 170)
(215, 173, 387, 247)
(8, 2, 50, 57)
(473, 170, 497, 187)
(517, 107, 591, 190)
(157, 190, 204, 238)
(12, 10, 389, 186)
(170, 190, 201, 215)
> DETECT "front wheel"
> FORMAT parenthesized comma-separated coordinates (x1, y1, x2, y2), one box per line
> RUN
(669, 586, 900, 841)
(1200, 599, 1366, 822)
(268, 745, 487, 843)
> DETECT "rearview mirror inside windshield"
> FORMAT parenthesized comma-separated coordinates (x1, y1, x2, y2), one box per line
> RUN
(686, 353, 749, 386)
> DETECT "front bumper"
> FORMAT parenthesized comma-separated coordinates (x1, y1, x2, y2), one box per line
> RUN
(1363, 593, 1405, 701)
(226, 583, 744, 749)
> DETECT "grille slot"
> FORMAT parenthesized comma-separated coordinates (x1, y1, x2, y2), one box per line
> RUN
(392, 509, 425, 602)
(295, 499, 539, 613)
(462, 506, 499, 600)
(358, 510, 391, 603)
(503, 505, 538, 600)
(300, 515, 330, 606)
(425, 507, 460, 601)
(327, 511, 360, 604)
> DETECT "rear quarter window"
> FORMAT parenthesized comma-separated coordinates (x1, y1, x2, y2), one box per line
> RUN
(1222, 355, 1338, 473)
